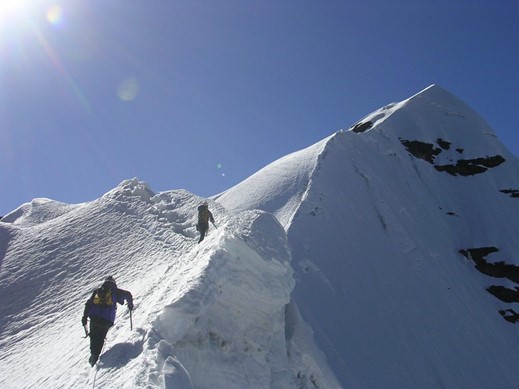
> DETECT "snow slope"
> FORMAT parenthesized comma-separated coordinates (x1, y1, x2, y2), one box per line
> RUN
(0, 179, 338, 388)
(1, 84, 518, 388)
(216, 85, 519, 388)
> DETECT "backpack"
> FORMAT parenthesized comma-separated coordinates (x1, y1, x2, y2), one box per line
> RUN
(198, 206, 210, 224)
(93, 286, 113, 307)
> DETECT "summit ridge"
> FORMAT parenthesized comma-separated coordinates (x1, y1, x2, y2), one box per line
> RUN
(1, 86, 519, 388)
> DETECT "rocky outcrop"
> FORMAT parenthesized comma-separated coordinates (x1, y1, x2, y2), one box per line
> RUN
(350, 121, 373, 133)
(459, 247, 519, 323)
(500, 189, 519, 198)
(435, 155, 506, 176)
(400, 138, 506, 176)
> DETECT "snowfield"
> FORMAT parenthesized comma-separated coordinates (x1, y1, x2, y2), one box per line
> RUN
(0, 180, 337, 388)
(1, 85, 519, 388)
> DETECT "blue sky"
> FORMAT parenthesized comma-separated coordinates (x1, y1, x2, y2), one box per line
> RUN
(1, 0, 518, 216)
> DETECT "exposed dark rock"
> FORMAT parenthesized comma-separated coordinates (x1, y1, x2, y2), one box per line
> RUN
(487, 286, 519, 303)
(435, 162, 485, 176)
(459, 247, 519, 283)
(436, 138, 451, 150)
(399, 139, 442, 163)
(440, 207, 457, 216)
(459, 247, 498, 266)
(460, 247, 519, 322)
(434, 155, 505, 176)
(350, 121, 373, 133)
(500, 189, 519, 198)
(499, 309, 519, 323)
(399, 138, 505, 176)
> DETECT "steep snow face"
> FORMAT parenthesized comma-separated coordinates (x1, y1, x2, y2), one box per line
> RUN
(214, 137, 330, 227)
(351, 84, 512, 167)
(218, 85, 519, 387)
(2, 85, 518, 388)
(0, 179, 338, 388)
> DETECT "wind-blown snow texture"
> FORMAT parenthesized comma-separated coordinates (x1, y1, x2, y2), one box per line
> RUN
(0, 181, 335, 388)
(1, 85, 518, 388)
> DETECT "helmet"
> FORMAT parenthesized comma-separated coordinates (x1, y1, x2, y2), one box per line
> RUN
(104, 276, 117, 286)
(202, 201, 208, 207)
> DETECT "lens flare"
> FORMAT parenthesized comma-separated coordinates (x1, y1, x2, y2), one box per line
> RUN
(1, 2, 91, 114)
(46, 5, 64, 26)
(29, 22, 92, 114)
(117, 77, 140, 101)
(216, 163, 226, 177)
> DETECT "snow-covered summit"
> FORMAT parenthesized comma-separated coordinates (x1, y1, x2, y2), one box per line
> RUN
(217, 84, 519, 387)
(218, 84, 516, 221)
(1, 86, 519, 388)
(350, 84, 506, 158)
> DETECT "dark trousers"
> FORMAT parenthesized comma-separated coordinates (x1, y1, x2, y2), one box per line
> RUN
(89, 316, 112, 358)
(198, 223, 209, 243)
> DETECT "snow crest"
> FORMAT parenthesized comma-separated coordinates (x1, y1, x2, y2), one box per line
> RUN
(138, 211, 294, 389)
(0, 179, 336, 388)
(214, 137, 330, 228)
(3, 85, 519, 388)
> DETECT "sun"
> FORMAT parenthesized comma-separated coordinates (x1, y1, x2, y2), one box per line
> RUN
(0, 0, 35, 26)
(0, 0, 65, 30)
(0, 0, 29, 16)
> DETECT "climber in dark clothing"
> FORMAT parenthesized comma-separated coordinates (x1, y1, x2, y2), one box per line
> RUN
(82, 276, 133, 366)
(196, 202, 216, 243)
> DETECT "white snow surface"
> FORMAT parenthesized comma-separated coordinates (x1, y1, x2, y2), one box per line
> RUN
(1, 84, 519, 388)
(217, 85, 519, 388)
(0, 181, 337, 388)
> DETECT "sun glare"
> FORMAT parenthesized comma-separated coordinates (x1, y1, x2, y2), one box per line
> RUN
(0, 0, 60, 27)
(0, 0, 31, 22)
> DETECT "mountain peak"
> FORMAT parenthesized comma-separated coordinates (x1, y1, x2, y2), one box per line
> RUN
(349, 83, 492, 135)
(405, 83, 480, 116)
(219, 85, 513, 230)
(410, 83, 447, 98)
(346, 84, 511, 164)
(217, 85, 519, 387)
(2, 86, 519, 388)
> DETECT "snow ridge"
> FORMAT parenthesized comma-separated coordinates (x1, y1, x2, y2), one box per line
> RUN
(214, 136, 331, 228)
(0, 179, 338, 388)
(218, 84, 519, 388)
(142, 211, 294, 388)
(2, 85, 519, 388)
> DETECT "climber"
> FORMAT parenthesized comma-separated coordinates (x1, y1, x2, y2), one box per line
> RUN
(82, 276, 133, 366)
(196, 201, 216, 243)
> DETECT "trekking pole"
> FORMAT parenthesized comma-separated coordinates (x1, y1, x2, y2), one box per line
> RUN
(129, 309, 133, 331)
